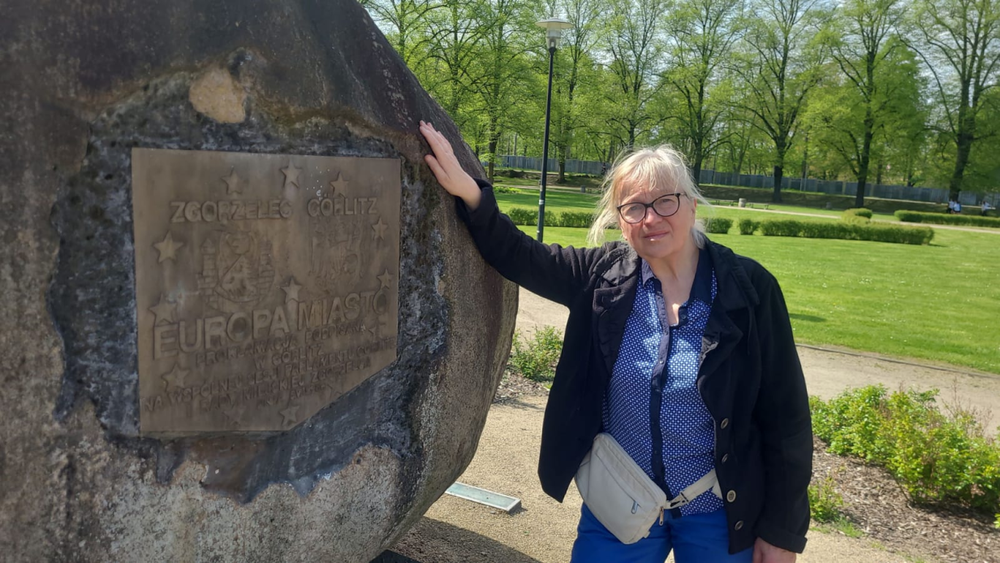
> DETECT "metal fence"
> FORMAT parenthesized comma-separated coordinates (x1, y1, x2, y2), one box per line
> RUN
(499, 155, 999, 207)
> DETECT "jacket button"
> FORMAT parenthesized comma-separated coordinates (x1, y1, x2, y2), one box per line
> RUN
(720, 418, 729, 429)
(726, 490, 737, 502)
(721, 454, 729, 464)
(734, 520, 744, 531)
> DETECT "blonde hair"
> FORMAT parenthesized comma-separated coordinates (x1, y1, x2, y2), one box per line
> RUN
(587, 145, 712, 246)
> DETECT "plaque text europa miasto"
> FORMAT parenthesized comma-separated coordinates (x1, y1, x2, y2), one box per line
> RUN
(132, 149, 400, 435)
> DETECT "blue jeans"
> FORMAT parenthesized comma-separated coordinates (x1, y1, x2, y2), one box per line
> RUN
(570, 504, 753, 563)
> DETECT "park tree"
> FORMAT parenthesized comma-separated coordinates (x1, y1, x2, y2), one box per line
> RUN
(467, 0, 544, 180)
(420, 0, 483, 121)
(360, 0, 440, 66)
(736, 0, 826, 202)
(909, 0, 1000, 200)
(548, 0, 604, 182)
(659, 0, 745, 181)
(821, 0, 906, 207)
(602, 0, 668, 151)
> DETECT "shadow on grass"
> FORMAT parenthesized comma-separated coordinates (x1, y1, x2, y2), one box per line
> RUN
(374, 517, 543, 563)
(790, 313, 826, 323)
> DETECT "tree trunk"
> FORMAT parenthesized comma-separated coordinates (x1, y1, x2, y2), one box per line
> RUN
(772, 165, 783, 203)
(950, 118, 974, 201)
(855, 124, 874, 208)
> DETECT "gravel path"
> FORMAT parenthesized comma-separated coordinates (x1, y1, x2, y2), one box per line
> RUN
(384, 288, 1000, 563)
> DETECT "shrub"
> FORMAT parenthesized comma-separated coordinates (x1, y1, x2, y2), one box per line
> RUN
(759, 219, 804, 237)
(895, 209, 1000, 228)
(558, 211, 594, 228)
(808, 475, 845, 523)
(843, 208, 873, 220)
(737, 218, 759, 235)
(812, 385, 1000, 515)
(704, 217, 733, 234)
(508, 327, 563, 383)
(506, 207, 536, 226)
(758, 219, 933, 245)
(493, 185, 520, 194)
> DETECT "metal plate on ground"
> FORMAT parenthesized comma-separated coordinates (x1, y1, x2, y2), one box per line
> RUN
(445, 482, 522, 513)
(131, 148, 400, 435)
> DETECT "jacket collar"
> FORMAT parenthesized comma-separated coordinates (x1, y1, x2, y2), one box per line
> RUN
(705, 240, 759, 312)
(593, 240, 759, 380)
(598, 240, 758, 310)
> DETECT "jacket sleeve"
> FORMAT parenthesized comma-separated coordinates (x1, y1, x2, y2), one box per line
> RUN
(751, 269, 813, 553)
(454, 180, 605, 307)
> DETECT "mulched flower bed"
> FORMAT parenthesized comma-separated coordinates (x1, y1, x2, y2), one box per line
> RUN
(812, 436, 999, 563)
(492, 370, 549, 405)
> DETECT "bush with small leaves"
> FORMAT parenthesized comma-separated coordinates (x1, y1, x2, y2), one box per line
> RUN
(842, 208, 873, 220)
(895, 210, 1000, 228)
(812, 385, 1000, 515)
(759, 219, 933, 244)
(808, 475, 845, 523)
(558, 211, 594, 228)
(704, 217, 733, 234)
(508, 327, 564, 383)
(737, 218, 759, 235)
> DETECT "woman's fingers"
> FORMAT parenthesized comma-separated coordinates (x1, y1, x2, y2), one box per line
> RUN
(424, 154, 447, 182)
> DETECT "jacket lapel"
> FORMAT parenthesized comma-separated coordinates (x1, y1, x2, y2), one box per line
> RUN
(593, 247, 640, 379)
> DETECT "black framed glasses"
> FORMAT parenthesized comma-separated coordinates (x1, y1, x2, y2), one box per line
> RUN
(617, 193, 685, 224)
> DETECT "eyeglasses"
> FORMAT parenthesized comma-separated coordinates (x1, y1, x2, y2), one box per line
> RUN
(617, 193, 685, 224)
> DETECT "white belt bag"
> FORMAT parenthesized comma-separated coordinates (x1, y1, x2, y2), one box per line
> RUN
(574, 432, 724, 545)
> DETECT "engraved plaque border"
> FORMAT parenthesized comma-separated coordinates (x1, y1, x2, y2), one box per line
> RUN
(132, 148, 401, 435)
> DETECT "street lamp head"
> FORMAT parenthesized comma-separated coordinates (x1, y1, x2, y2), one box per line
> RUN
(536, 18, 572, 50)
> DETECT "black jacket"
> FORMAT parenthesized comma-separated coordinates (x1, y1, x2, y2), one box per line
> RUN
(457, 183, 812, 554)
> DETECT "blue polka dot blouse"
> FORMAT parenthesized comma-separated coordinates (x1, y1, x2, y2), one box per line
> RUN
(601, 247, 723, 516)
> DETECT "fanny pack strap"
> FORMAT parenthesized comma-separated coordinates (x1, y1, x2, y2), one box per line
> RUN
(663, 468, 722, 511)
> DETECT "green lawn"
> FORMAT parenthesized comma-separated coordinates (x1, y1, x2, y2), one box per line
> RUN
(497, 191, 1000, 375)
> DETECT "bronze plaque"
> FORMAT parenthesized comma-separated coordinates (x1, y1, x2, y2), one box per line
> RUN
(131, 148, 400, 435)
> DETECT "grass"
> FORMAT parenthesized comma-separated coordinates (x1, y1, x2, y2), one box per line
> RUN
(496, 191, 1000, 375)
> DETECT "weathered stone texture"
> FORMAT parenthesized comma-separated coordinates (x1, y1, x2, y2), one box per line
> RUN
(0, 1, 517, 561)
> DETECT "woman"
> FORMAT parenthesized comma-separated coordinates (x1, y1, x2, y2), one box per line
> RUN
(420, 121, 811, 563)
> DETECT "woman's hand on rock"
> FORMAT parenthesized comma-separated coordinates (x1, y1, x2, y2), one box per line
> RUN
(420, 120, 481, 210)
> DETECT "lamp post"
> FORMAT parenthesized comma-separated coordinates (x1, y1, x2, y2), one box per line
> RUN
(535, 17, 572, 242)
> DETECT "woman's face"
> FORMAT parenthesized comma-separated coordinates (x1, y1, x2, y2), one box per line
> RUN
(617, 180, 697, 262)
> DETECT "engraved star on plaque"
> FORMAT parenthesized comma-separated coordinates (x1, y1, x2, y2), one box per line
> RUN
(161, 363, 189, 391)
(281, 162, 302, 189)
(378, 270, 392, 291)
(222, 168, 242, 195)
(149, 294, 177, 325)
(371, 218, 388, 241)
(280, 404, 300, 427)
(282, 277, 302, 303)
(330, 172, 349, 191)
(153, 232, 183, 263)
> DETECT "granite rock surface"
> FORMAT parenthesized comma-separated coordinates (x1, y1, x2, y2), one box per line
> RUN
(0, 1, 517, 561)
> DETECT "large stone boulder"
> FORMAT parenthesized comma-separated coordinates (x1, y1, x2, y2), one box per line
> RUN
(0, 1, 517, 561)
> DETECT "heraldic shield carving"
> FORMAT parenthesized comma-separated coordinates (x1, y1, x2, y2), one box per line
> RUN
(131, 148, 400, 435)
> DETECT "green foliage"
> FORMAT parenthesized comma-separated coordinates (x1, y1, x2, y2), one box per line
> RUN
(843, 208, 873, 220)
(808, 474, 845, 523)
(704, 217, 733, 234)
(508, 327, 564, 383)
(737, 218, 760, 235)
(812, 385, 1000, 515)
(759, 219, 934, 244)
(492, 185, 521, 194)
(505, 207, 593, 228)
(559, 211, 596, 228)
(895, 210, 1000, 229)
(506, 207, 538, 225)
